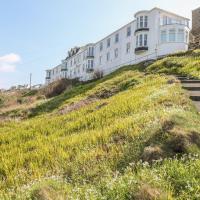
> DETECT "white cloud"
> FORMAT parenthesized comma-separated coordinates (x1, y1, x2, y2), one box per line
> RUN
(0, 53, 21, 73)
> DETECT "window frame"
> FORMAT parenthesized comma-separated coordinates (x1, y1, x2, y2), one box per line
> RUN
(127, 26, 131, 37)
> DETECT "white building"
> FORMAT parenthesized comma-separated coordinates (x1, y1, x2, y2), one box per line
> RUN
(45, 7, 190, 84)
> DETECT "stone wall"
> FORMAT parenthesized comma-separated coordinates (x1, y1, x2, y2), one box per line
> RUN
(192, 7, 200, 35)
(189, 7, 200, 49)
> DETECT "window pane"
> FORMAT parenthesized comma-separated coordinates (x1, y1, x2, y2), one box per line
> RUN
(115, 33, 119, 43)
(137, 17, 139, 29)
(107, 38, 111, 48)
(100, 42, 103, 51)
(139, 34, 143, 46)
(107, 52, 110, 61)
(136, 35, 139, 47)
(140, 16, 143, 28)
(144, 34, 148, 46)
(177, 29, 184, 42)
(161, 30, 167, 43)
(115, 48, 118, 58)
(127, 27, 131, 37)
(169, 29, 176, 42)
(126, 43, 131, 53)
(144, 16, 148, 27)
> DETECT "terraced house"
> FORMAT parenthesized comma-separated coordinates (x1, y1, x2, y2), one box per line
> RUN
(45, 7, 190, 84)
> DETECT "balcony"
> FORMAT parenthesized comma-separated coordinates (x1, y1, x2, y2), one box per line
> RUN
(61, 68, 68, 72)
(86, 55, 94, 59)
(86, 68, 94, 73)
(135, 27, 149, 34)
(46, 76, 51, 80)
(135, 46, 148, 53)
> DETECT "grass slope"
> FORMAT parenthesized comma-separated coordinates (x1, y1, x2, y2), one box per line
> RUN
(0, 51, 200, 199)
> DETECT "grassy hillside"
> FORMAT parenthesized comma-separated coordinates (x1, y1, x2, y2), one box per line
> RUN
(0, 51, 200, 199)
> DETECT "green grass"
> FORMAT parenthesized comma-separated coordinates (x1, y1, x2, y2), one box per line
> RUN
(0, 51, 200, 199)
(147, 49, 200, 78)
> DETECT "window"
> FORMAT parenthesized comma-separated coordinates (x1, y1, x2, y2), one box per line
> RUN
(185, 31, 188, 43)
(114, 48, 118, 58)
(177, 29, 184, 42)
(99, 56, 102, 65)
(136, 35, 139, 47)
(144, 16, 148, 28)
(137, 17, 139, 29)
(161, 30, 167, 43)
(126, 43, 131, 54)
(88, 47, 94, 57)
(107, 38, 111, 48)
(115, 33, 119, 43)
(100, 42, 103, 51)
(144, 34, 148, 46)
(127, 27, 131, 37)
(139, 34, 143, 46)
(107, 52, 110, 61)
(140, 16, 143, 28)
(88, 60, 93, 68)
(163, 16, 168, 25)
(91, 60, 94, 68)
(169, 29, 176, 42)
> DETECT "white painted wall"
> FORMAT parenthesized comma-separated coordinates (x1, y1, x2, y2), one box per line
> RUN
(45, 7, 190, 84)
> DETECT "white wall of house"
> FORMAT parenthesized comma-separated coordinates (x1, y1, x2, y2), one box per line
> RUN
(45, 7, 190, 84)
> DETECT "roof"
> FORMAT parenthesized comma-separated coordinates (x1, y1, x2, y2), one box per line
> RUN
(135, 7, 190, 21)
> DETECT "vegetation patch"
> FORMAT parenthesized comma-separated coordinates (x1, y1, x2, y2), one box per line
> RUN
(0, 50, 200, 199)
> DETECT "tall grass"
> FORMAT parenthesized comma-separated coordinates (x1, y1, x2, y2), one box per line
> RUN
(0, 51, 200, 199)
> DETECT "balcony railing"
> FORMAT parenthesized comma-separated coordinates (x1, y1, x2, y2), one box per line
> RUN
(61, 68, 68, 72)
(46, 77, 51, 80)
(135, 46, 148, 53)
(135, 28, 149, 34)
(86, 68, 94, 73)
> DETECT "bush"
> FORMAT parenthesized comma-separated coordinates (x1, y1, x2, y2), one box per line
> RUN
(93, 70, 104, 80)
(42, 79, 79, 98)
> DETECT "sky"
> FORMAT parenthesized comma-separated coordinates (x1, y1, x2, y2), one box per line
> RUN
(0, 0, 199, 89)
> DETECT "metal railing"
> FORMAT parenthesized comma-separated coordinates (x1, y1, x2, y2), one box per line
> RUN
(100, 51, 158, 75)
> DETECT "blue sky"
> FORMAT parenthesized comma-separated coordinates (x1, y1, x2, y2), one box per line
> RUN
(0, 0, 199, 89)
